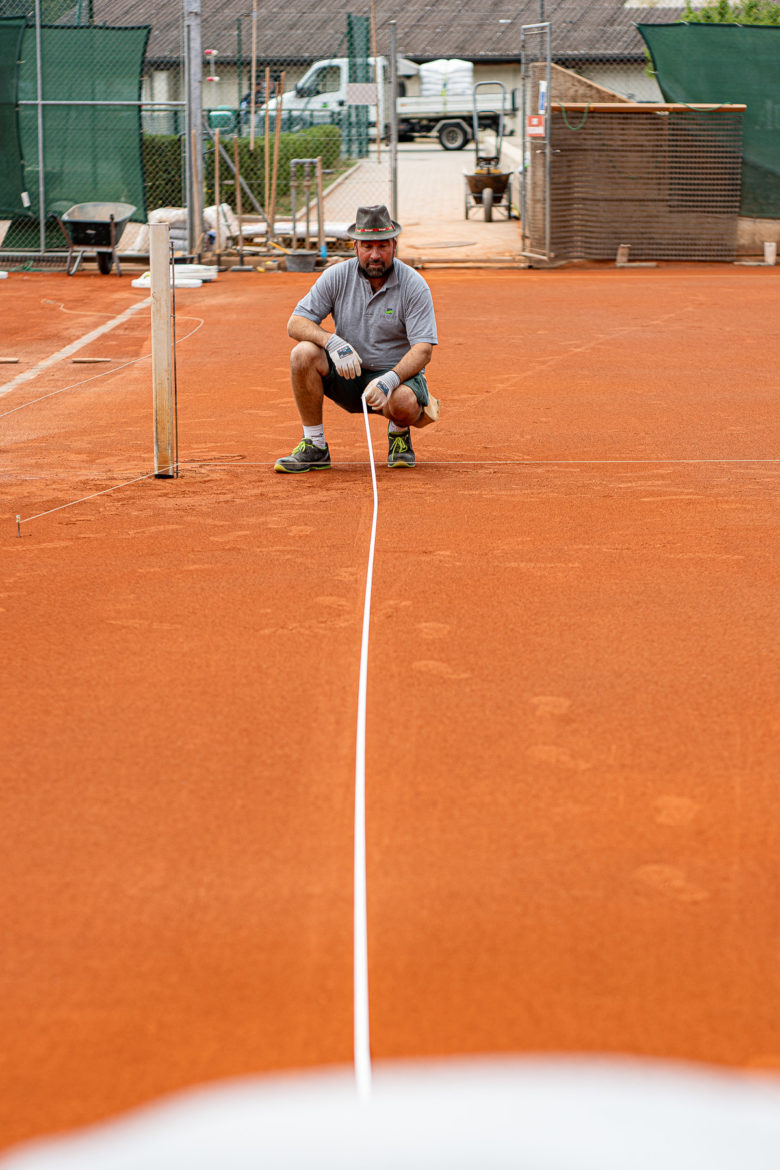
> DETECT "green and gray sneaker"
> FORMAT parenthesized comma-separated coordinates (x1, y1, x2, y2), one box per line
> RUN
(387, 428, 415, 469)
(274, 438, 331, 473)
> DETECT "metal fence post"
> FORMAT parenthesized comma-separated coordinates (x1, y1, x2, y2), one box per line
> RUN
(543, 22, 551, 261)
(184, 0, 203, 256)
(389, 20, 398, 222)
(34, 0, 45, 253)
(521, 21, 552, 263)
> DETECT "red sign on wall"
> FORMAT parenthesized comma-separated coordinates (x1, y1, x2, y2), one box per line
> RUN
(527, 114, 546, 137)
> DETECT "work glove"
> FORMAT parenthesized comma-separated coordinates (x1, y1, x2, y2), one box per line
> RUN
(325, 334, 362, 378)
(362, 371, 401, 410)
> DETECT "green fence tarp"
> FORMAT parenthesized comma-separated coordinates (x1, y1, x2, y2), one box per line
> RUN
(639, 23, 780, 219)
(0, 17, 27, 216)
(15, 24, 150, 224)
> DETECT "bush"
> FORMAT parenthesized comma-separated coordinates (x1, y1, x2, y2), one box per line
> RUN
(682, 0, 780, 22)
(141, 133, 185, 210)
(141, 123, 342, 215)
(203, 123, 342, 213)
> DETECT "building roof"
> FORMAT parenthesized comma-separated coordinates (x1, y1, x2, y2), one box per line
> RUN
(24, 0, 688, 66)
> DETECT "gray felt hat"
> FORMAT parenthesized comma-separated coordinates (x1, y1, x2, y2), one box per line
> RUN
(345, 204, 402, 240)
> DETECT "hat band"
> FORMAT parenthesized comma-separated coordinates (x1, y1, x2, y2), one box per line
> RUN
(354, 224, 393, 233)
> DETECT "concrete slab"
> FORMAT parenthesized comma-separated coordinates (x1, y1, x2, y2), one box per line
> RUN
(321, 141, 527, 266)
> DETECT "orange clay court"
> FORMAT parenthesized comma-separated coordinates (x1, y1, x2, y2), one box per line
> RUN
(0, 263, 778, 1151)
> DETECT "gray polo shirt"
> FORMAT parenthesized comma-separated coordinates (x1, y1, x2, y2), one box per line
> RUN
(292, 257, 438, 369)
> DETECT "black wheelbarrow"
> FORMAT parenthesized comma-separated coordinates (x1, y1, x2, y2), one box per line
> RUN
(57, 202, 136, 275)
(464, 168, 513, 222)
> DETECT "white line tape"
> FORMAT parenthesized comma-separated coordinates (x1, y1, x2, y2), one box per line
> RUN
(354, 397, 378, 1102)
(0, 297, 150, 399)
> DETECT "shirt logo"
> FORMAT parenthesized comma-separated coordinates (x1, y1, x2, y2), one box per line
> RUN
(384, 308, 394, 315)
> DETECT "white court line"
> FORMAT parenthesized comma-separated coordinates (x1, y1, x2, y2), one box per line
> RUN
(0, 315, 202, 422)
(0, 297, 151, 400)
(354, 398, 378, 1103)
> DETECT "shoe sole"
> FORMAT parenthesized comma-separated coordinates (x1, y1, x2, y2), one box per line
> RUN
(387, 460, 415, 469)
(274, 461, 331, 473)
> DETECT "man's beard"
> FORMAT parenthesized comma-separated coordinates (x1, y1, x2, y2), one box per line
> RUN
(358, 256, 394, 280)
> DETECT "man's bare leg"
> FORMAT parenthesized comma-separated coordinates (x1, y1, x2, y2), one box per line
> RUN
(289, 340, 330, 426)
(274, 342, 333, 472)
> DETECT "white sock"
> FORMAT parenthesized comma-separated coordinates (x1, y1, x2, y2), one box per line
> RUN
(388, 421, 409, 435)
(303, 424, 327, 449)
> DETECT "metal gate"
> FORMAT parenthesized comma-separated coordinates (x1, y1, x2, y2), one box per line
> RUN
(520, 22, 551, 263)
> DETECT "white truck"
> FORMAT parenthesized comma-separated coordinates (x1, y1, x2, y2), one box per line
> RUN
(260, 57, 516, 151)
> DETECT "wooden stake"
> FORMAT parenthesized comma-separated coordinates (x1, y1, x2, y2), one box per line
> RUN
(149, 223, 176, 479)
(268, 71, 285, 240)
(191, 129, 203, 258)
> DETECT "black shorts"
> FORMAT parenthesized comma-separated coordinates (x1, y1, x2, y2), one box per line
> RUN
(322, 356, 431, 415)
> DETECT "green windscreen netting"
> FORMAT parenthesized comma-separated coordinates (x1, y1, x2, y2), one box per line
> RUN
(639, 23, 780, 219)
(0, 17, 26, 216)
(0, 22, 150, 237)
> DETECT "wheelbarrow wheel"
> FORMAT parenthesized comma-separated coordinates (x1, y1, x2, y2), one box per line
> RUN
(96, 251, 113, 275)
(483, 187, 494, 222)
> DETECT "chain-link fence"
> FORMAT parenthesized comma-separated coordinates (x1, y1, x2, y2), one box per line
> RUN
(0, 3, 772, 269)
(198, 9, 396, 257)
(0, 0, 185, 266)
(0, 1, 399, 266)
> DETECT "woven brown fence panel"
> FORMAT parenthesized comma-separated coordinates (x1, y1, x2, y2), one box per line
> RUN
(529, 105, 743, 263)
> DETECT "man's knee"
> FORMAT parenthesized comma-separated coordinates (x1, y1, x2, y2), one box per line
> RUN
(290, 340, 328, 376)
(387, 385, 423, 428)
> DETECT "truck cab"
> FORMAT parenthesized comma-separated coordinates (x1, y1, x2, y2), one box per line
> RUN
(261, 57, 409, 134)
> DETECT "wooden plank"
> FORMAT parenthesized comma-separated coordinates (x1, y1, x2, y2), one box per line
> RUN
(149, 222, 176, 479)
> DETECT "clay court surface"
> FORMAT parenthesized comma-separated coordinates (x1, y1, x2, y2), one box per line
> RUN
(0, 263, 778, 1152)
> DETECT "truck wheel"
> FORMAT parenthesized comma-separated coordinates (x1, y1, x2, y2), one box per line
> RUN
(483, 187, 494, 222)
(96, 251, 113, 275)
(438, 122, 468, 151)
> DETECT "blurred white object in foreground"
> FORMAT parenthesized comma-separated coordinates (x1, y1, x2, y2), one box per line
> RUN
(2, 1057, 780, 1170)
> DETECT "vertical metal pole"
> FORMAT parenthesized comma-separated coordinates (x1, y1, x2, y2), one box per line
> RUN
(370, 0, 381, 163)
(249, 0, 258, 151)
(316, 156, 325, 259)
(388, 20, 398, 222)
(290, 161, 297, 249)
(34, 0, 45, 253)
(214, 128, 221, 256)
(184, 0, 203, 255)
(520, 28, 527, 253)
(544, 21, 551, 260)
(150, 223, 176, 479)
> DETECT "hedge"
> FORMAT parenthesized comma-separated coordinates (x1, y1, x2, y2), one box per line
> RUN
(141, 124, 342, 214)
